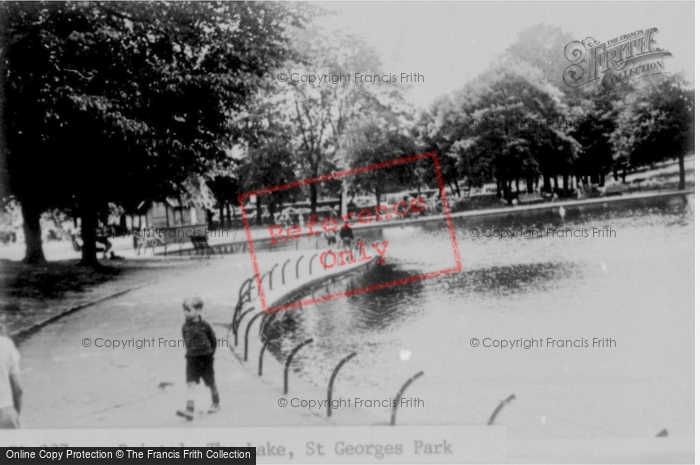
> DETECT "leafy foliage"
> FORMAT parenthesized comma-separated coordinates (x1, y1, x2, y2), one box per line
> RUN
(273, 26, 412, 211)
(1, 1, 306, 263)
(421, 61, 576, 196)
(344, 118, 419, 208)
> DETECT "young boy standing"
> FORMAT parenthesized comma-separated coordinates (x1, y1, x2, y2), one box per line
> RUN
(177, 297, 220, 421)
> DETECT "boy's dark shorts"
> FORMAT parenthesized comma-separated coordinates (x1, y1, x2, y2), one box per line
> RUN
(186, 354, 215, 386)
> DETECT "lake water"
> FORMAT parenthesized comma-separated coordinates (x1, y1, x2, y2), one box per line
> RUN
(264, 194, 694, 439)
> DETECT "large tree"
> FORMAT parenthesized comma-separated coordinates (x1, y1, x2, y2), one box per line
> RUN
(0, 1, 308, 265)
(208, 159, 243, 229)
(612, 74, 694, 190)
(426, 61, 577, 198)
(275, 27, 410, 213)
(414, 95, 468, 196)
(344, 118, 419, 213)
(239, 137, 297, 226)
(568, 85, 631, 187)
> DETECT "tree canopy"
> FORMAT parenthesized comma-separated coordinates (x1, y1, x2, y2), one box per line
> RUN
(0, 12, 693, 265)
(611, 74, 694, 188)
(1, 1, 309, 264)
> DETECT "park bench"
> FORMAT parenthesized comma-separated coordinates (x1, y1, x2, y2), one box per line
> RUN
(136, 236, 169, 256)
(516, 193, 545, 205)
(604, 184, 628, 196)
(191, 235, 218, 258)
(135, 231, 169, 256)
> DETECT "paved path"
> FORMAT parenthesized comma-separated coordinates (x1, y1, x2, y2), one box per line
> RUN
(19, 250, 382, 428)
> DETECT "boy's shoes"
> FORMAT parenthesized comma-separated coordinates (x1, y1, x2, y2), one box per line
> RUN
(176, 410, 194, 421)
(208, 404, 220, 414)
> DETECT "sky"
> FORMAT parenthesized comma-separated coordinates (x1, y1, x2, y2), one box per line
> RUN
(315, 1, 695, 110)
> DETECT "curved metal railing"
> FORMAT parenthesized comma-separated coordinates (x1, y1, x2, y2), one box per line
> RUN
(244, 312, 265, 361)
(309, 253, 318, 275)
(390, 371, 424, 425)
(295, 255, 305, 279)
(268, 263, 278, 290)
(232, 307, 255, 346)
(284, 339, 314, 395)
(281, 259, 291, 285)
(326, 352, 357, 417)
(487, 394, 516, 425)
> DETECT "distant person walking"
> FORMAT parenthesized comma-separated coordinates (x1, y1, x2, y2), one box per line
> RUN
(339, 221, 354, 249)
(324, 229, 337, 247)
(0, 318, 22, 429)
(177, 297, 220, 421)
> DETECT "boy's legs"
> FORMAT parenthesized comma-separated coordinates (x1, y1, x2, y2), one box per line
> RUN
(177, 356, 199, 420)
(176, 382, 197, 421)
(208, 382, 220, 413)
(187, 381, 196, 409)
(178, 355, 219, 418)
(202, 356, 220, 412)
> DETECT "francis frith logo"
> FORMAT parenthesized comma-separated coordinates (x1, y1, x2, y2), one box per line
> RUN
(563, 28, 672, 89)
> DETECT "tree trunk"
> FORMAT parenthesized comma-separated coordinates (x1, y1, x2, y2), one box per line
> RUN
(0, 14, 6, 203)
(218, 204, 224, 229)
(542, 175, 551, 193)
(225, 203, 232, 228)
(79, 200, 101, 267)
(309, 183, 318, 214)
(526, 177, 533, 194)
(340, 182, 347, 216)
(268, 202, 277, 223)
(375, 186, 382, 219)
(678, 154, 686, 190)
(21, 199, 47, 265)
(501, 179, 511, 200)
(599, 171, 606, 187)
(255, 196, 263, 226)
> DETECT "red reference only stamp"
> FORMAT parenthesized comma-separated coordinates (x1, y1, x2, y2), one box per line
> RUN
(239, 151, 462, 313)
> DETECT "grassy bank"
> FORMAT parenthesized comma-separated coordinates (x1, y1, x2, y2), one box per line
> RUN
(0, 258, 200, 338)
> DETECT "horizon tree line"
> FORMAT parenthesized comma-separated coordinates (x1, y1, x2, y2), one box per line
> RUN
(0, 3, 693, 266)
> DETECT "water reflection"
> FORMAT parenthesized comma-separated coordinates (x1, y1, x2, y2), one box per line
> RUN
(439, 262, 581, 296)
